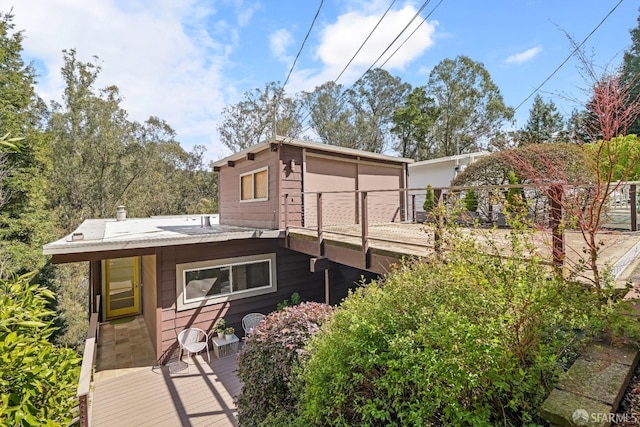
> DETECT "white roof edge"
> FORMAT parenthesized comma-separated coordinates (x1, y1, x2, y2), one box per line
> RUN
(409, 151, 490, 167)
(212, 135, 414, 167)
(43, 229, 285, 256)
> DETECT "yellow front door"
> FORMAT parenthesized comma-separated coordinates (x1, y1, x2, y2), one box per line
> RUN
(104, 257, 140, 319)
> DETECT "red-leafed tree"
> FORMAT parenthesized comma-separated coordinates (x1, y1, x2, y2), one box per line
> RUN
(505, 53, 640, 290)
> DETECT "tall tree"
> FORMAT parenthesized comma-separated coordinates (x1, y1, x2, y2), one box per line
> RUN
(0, 12, 54, 279)
(518, 94, 565, 144)
(48, 50, 215, 232)
(218, 82, 304, 153)
(346, 68, 411, 153)
(303, 81, 357, 147)
(426, 55, 513, 157)
(621, 9, 640, 135)
(390, 86, 439, 159)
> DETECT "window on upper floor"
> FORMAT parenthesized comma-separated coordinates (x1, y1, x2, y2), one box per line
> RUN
(240, 167, 268, 202)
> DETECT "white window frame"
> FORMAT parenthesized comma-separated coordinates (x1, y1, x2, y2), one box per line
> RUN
(239, 166, 269, 202)
(176, 253, 277, 311)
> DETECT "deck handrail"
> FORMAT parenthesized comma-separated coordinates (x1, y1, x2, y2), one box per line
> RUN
(73, 295, 100, 427)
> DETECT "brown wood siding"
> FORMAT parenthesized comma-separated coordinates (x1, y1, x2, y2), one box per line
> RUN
(329, 264, 379, 305)
(140, 255, 158, 357)
(156, 238, 335, 361)
(358, 163, 404, 223)
(218, 149, 279, 228)
(304, 156, 357, 227)
(279, 145, 304, 228)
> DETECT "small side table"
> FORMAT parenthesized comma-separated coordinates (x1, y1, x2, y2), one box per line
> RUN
(211, 334, 239, 358)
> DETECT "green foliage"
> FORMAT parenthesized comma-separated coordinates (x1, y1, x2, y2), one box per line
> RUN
(237, 302, 334, 427)
(0, 273, 80, 426)
(505, 170, 526, 214)
(426, 55, 514, 157)
(216, 318, 226, 334)
(621, 11, 640, 136)
(585, 134, 640, 181)
(518, 94, 565, 145)
(294, 227, 636, 426)
(277, 292, 302, 311)
(464, 189, 479, 212)
(422, 184, 435, 213)
(218, 81, 304, 153)
(391, 86, 439, 160)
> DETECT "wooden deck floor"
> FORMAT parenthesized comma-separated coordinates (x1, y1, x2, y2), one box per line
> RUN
(91, 354, 241, 427)
(289, 223, 640, 281)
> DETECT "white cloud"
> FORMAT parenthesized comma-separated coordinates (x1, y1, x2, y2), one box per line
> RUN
(4, 0, 250, 160)
(506, 46, 542, 65)
(285, 5, 438, 92)
(269, 29, 294, 60)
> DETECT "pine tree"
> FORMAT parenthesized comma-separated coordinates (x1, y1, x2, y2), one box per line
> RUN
(621, 10, 640, 136)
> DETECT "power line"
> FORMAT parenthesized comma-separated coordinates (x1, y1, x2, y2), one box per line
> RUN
(513, 0, 624, 112)
(365, 0, 432, 74)
(281, 0, 324, 92)
(334, 0, 397, 84)
(379, 0, 444, 69)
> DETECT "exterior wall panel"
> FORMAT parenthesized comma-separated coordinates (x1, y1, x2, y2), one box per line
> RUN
(156, 238, 330, 361)
(140, 255, 158, 356)
(219, 149, 279, 228)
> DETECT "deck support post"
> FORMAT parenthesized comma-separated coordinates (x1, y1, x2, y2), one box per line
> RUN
(412, 194, 416, 223)
(361, 191, 370, 269)
(317, 193, 324, 256)
(550, 185, 564, 269)
(284, 193, 289, 247)
(631, 184, 637, 232)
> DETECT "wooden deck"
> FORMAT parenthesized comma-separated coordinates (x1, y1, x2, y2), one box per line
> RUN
(91, 354, 241, 427)
(288, 223, 640, 282)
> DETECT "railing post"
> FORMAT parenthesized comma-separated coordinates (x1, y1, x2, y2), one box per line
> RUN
(79, 394, 88, 427)
(631, 184, 637, 232)
(361, 191, 369, 268)
(317, 193, 323, 255)
(433, 189, 443, 254)
(550, 185, 565, 269)
(412, 194, 416, 223)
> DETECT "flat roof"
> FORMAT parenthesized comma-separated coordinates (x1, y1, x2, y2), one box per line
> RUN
(211, 135, 414, 167)
(43, 214, 283, 256)
(409, 151, 490, 167)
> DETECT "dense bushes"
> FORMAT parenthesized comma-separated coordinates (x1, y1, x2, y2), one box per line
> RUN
(236, 302, 334, 427)
(290, 230, 636, 426)
(0, 273, 80, 426)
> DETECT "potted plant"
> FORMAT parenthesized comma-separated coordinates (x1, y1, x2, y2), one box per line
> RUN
(224, 326, 235, 340)
(216, 319, 226, 339)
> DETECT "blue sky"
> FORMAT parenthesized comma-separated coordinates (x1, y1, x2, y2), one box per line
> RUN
(3, 0, 638, 162)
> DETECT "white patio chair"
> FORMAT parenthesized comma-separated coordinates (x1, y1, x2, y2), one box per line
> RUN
(178, 328, 210, 367)
(242, 313, 265, 335)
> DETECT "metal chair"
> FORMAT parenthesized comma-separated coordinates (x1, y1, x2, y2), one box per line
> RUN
(242, 313, 265, 335)
(178, 328, 210, 367)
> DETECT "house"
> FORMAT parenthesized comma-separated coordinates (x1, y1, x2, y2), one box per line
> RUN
(43, 136, 413, 363)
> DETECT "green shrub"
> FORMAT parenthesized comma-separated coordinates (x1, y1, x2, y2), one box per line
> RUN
(464, 189, 479, 212)
(237, 302, 334, 427)
(277, 292, 302, 311)
(423, 184, 435, 213)
(0, 273, 81, 426)
(294, 228, 634, 426)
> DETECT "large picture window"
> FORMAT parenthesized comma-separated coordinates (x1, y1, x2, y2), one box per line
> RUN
(240, 167, 268, 201)
(176, 253, 277, 310)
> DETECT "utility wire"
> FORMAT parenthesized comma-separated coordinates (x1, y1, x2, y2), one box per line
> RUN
(275, 0, 323, 137)
(364, 0, 432, 74)
(300, 0, 439, 133)
(379, 0, 444, 69)
(513, 0, 624, 112)
(334, 0, 397, 84)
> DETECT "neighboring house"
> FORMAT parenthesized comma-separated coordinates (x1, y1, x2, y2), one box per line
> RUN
(408, 151, 489, 212)
(43, 136, 412, 363)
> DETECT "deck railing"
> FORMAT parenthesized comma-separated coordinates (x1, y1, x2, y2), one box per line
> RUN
(72, 295, 100, 427)
(283, 182, 639, 269)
